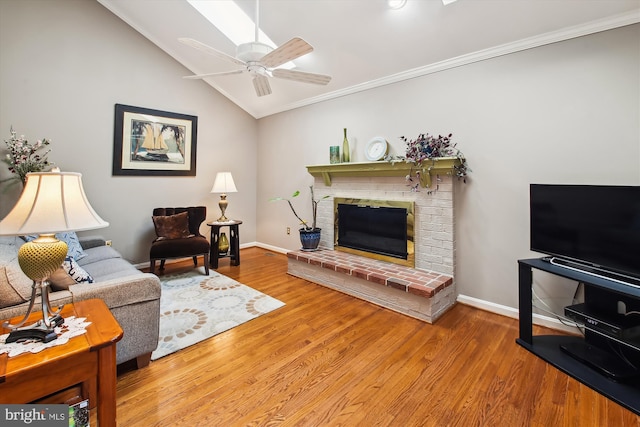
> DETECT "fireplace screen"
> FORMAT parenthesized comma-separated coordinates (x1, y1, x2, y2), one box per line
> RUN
(334, 198, 415, 266)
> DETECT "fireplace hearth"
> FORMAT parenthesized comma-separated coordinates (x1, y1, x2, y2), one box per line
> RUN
(287, 171, 458, 323)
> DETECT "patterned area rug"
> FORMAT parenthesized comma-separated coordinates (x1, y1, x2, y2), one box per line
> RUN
(151, 268, 285, 361)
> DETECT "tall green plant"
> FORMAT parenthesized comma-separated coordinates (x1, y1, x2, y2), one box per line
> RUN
(271, 185, 329, 231)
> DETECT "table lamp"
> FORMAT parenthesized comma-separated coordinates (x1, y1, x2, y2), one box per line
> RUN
(0, 170, 108, 342)
(211, 172, 237, 222)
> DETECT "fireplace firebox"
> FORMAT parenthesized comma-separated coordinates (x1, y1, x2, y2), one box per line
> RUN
(334, 198, 415, 267)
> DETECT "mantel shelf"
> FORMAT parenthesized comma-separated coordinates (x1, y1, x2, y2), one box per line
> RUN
(306, 157, 462, 188)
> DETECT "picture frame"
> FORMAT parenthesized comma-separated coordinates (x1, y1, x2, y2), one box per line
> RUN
(112, 104, 198, 176)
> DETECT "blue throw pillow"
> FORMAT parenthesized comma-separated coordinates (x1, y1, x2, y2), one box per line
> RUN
(56, 232, 87, 261)
(24, 231, 87, 261)
(62, 256, 93, 284)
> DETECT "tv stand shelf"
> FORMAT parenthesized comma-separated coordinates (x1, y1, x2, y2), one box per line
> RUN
(518, 258, 640, 415)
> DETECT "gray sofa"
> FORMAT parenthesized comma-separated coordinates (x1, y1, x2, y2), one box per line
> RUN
(0, 235, 161, 368)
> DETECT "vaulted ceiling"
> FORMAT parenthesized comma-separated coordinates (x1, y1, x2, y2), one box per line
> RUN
(97, 0, 640, 119)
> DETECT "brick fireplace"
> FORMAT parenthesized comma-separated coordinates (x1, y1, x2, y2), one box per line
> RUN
(287, 166, 457, 323)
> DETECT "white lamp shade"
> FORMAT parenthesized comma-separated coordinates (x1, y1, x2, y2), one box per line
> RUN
(211, 172, 238, 194)
(0, 171, 109, 235)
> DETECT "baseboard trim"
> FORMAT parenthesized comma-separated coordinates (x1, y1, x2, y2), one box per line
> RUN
(254, 242, 288, 254)
(457, 294, 578, 334)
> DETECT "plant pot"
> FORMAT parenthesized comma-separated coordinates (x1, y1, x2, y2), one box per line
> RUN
(299, 228, 321, 251)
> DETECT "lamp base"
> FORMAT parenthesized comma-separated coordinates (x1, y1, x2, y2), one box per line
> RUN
(218, 194, 229, 222)
(5, 324, 59, 343)
(2, 279, 64, 341)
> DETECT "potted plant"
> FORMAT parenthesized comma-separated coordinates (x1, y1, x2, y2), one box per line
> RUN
(271, 185, 329, 251)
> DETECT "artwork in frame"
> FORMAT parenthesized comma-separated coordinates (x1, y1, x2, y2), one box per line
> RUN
(112, 104, 198, 176)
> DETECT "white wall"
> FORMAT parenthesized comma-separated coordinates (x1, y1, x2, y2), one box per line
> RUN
(257, 24, 640, 311)
(0, 0, 258, 264)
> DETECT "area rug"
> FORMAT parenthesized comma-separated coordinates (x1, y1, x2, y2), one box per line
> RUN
(151, 268, 285, 360)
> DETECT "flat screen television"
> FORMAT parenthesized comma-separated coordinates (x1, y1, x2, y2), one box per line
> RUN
(530, 184, 640, 284)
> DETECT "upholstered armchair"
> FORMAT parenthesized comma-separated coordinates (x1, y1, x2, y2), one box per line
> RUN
(150, 207, 210, 275)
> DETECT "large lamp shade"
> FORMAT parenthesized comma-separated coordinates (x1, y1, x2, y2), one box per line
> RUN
(0, 171, 108, 235)
(0, 170, 108, 342)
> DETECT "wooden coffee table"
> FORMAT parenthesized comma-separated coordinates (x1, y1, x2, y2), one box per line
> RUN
(0, 298, 123, 427)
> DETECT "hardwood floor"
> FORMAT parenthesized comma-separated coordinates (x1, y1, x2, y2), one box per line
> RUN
(111, 248, 639, 426)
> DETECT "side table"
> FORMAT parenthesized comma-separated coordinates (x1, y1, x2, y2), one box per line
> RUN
(0, 299, 123, 427)
(207, 220, 242, 269)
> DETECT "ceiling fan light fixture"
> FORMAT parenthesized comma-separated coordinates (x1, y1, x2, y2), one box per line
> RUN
(388, 0, 407, 10)
(237, 42, 273, 62)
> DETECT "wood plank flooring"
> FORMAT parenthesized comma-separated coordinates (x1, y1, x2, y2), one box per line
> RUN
(110, 248, 639, 426)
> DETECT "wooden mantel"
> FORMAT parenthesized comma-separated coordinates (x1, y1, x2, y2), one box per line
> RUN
(306, 157, 462, 188)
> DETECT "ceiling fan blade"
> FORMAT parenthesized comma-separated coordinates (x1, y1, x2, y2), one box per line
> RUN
(178, 37, 246, 67)
(260, 37, 313, 68)
(183, 70, 245, 79)
(253, 75, 272, 97)
(272, 69, 331, 85)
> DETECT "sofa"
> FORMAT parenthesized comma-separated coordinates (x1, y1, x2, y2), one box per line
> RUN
(0, 235, 161, 368)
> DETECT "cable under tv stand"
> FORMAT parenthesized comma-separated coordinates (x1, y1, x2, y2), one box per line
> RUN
(517, 258, 640, 415)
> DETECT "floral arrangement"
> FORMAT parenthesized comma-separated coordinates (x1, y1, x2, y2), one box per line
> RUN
(390, 132, 470, 192)
(271, 185, 329, 231)
(1, 127, 53, 187)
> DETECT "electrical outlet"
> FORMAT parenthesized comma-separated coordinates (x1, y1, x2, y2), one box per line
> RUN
(105, 240, 112, 246)
(286, 227, 290, 235)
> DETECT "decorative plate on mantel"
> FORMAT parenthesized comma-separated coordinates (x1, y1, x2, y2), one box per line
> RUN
(364, 137, 388, 161)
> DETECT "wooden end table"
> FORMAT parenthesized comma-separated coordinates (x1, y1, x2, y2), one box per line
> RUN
(207, 220, 242, 269)
(0, 298, 123, 427)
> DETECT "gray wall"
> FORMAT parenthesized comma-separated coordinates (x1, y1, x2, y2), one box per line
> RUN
(0, 0, 258, 264)
(257, 24, 640, 312)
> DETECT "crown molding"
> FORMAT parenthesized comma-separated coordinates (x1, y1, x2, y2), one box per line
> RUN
(257, 10, 640, 119)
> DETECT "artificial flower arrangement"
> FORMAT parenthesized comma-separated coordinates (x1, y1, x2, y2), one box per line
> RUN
(1, 127, 53, 187)
(389, 132, 470, 192)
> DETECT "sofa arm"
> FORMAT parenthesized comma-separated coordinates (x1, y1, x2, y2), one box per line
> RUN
(79, 235, 107, 250)
(68, 273, 161, 366)
(69, 273, 161, 309)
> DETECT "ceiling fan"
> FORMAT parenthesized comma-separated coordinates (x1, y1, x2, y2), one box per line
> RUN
(179, 0, 331, 97)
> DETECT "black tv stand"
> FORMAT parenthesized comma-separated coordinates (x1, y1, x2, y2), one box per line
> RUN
(559, 341, 640, 382)
(517, 258, 640, 415)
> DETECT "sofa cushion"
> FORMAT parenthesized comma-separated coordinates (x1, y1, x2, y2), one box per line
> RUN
(49, 266, 76, 290)
(77, 245, 123, 267)
(81, 257, 141, 281)
(152, 212, 193, 240)
(0, 237, 33, 309)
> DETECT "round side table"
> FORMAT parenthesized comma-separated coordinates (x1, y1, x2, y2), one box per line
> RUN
(207, 220, 242, 268)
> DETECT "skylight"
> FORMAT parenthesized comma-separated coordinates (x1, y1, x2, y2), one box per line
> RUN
(188, 0, 273, 47)
(187, 0, 295, 69)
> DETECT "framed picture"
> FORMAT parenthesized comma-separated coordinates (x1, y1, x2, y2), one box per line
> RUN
(112, 104, 198, 176)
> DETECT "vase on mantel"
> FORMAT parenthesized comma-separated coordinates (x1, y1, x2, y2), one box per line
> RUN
(341, 128, 350, 163)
